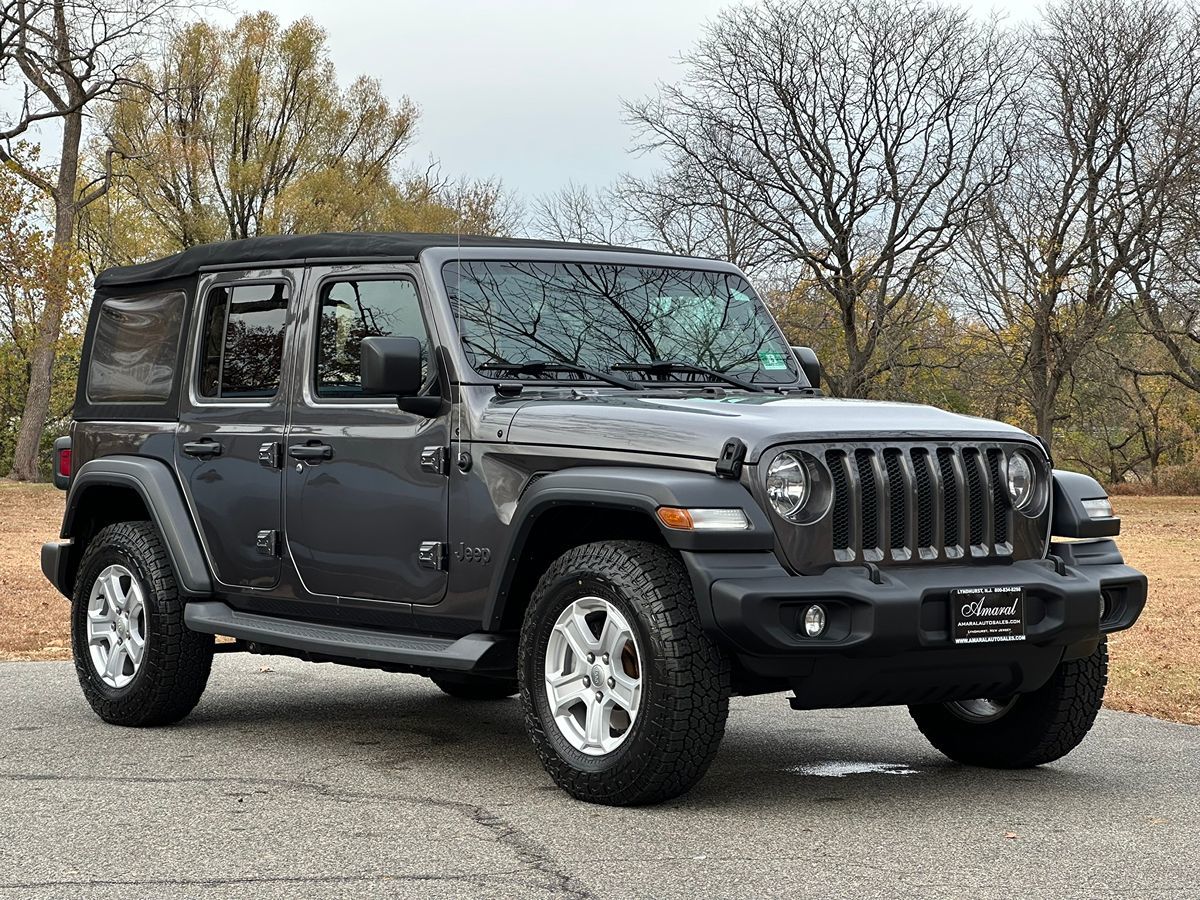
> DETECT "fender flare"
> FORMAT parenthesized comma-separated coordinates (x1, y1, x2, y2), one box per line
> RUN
(1051, 469, 1120, 539)
(61, 456, 213, 597)
(483, 466, 775, 630)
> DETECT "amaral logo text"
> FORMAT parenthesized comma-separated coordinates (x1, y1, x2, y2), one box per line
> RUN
(961, 599, 1019, 619)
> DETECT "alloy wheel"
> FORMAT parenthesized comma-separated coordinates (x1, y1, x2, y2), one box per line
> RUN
(544, 596, 643, 756)
(86, 564, 147, 689)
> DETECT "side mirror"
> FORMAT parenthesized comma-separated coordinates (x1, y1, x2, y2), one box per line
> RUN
(791, 346, 821, 390)
(360, 336, 440, 415)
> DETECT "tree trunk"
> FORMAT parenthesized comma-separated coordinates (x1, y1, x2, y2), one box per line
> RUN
(5, 110, 81, 482)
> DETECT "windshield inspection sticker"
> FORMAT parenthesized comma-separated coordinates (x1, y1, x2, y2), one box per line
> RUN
(758, 350, 789, 370)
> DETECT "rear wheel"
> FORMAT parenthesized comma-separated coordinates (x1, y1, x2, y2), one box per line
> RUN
(71, 521, 214, 726)
(519, 540, 730, 806)
(909, 638, 1108, 768)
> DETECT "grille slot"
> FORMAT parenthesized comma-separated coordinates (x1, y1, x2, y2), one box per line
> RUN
(819, 443, 1018, 564)
(912, 449, 934, 549)
(937, 448, 960, 550)
(988, 448, 1010, 545)
(826, 449, 851, 551)
(965, 449, 986, 546)
(883, 449, 906, 550)
(855, 449, 879, 551)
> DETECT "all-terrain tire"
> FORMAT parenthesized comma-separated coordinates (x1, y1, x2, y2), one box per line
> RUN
(431, 675, 519, 701)
(908, 638, 1108, 768)
(519, 540, 731, 806)
(71, 521, 214, 726)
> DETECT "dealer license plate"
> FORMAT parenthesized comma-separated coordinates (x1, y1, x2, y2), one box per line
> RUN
(950, 585, 1025, 644)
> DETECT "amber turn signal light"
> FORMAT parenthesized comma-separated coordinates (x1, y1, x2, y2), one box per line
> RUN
(656, 507, 751, 531)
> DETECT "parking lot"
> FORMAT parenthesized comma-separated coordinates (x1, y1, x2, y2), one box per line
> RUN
(1, 655, 1196, 899)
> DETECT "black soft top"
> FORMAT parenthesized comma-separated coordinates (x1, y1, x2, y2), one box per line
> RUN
(94, 232, 663, 289)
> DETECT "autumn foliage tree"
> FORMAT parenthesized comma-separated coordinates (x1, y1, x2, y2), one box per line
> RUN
(0, 0, 192, 480)
(81, 13, 517, 270)
(0, 164, 85, 476)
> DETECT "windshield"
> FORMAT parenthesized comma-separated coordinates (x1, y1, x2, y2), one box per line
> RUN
(443, 260, 801, 388)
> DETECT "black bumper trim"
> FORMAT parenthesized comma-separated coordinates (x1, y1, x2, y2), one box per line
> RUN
(691, 553, 1146, 660)
(41, 540, 73, 598)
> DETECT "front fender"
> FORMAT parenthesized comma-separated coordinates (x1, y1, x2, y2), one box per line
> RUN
(1051, 469, 1120, 539)
(483, 466, 775, 630)
(513, 467, 774, 552)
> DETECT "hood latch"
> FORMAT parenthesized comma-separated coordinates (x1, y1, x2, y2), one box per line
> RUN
(715, 438, 747, 479)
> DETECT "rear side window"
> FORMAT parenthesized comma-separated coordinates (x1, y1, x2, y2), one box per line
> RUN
(199, 283, 289, 399)
(315, 278, 430, 398)
(86, 291, 185, 403)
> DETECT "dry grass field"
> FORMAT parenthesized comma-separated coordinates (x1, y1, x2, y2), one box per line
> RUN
(1, 483, 1196, 725)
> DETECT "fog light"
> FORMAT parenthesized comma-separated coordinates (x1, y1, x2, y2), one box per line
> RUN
(803, 604, 827, 637)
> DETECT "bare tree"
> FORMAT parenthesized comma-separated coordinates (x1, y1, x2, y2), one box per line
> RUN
(616, 166, 781, 274)
(625, 0, 1025, 397)
(958, 0, 1200, 445)
(530, 171, 779, 277)
(0, 0, 192, 480)
(530, 181, 631, 246)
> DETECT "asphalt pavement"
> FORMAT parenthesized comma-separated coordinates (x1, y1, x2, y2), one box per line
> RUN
(0, 656, 1196, 899)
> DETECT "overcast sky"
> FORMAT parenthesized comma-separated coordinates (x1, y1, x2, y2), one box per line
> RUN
(236, 0, 1042, 204)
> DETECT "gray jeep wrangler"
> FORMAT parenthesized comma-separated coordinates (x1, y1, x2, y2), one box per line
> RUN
(41, 233, 1147, 805)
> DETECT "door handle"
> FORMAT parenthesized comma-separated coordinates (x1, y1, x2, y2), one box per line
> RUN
(182, 439, 223, 459)
(288, 443, 333, 462)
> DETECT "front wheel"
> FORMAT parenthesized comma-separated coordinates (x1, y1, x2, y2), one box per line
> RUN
(909, 638, 1108, 768)
(519, 540, 731, 806)
(71, 521, 214, 726)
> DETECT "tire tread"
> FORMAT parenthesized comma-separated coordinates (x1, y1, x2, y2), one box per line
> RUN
(72, 521, 213, 727)
(519, 540, 730, 805)
(909, 639, 1108, 768)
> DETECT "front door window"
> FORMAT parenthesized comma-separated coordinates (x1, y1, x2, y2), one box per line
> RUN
(315, 278, 430, 398)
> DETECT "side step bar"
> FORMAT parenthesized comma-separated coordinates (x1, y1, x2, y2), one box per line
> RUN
(184, 601, 514, 674)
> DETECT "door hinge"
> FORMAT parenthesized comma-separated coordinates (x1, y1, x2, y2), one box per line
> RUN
(418, 541, 447, 570)
(258, 441, 282, 469)
(420, 445, 449, 476)
(256, 529, 280, 557)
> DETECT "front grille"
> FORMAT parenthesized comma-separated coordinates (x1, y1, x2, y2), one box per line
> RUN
(823, 444, 1015, 564)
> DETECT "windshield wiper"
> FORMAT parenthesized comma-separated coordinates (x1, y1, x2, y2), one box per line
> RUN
(610, 360, 765, 393)
(476, 360, 642, 391)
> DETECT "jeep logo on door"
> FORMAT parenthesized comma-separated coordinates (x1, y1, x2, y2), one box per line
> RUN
(454, 543, 492, 565)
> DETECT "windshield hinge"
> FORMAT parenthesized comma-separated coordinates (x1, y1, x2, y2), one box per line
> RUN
(715, 438, 747, 479)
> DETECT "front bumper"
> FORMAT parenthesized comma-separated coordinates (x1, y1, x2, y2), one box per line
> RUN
(684, 540, 1146, 707)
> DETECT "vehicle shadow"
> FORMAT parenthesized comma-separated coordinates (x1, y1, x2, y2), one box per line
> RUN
(176, 669, 1115, 813)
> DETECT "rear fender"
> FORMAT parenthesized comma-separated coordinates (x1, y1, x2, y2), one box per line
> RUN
(59, 456, 213, 598)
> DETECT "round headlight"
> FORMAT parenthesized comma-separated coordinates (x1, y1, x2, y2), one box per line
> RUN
(766, 451, 809, 520)
(1006, 451, 1036, 511)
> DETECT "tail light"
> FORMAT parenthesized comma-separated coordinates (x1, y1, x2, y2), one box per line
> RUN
(52, 435, 71, 490)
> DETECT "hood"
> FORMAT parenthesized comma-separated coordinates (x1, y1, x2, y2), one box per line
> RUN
(503, 392, 1032, 462)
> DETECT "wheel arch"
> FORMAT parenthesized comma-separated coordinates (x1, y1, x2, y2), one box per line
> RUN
(483, 466, 773, 633)
(58, 456, 213, 598)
